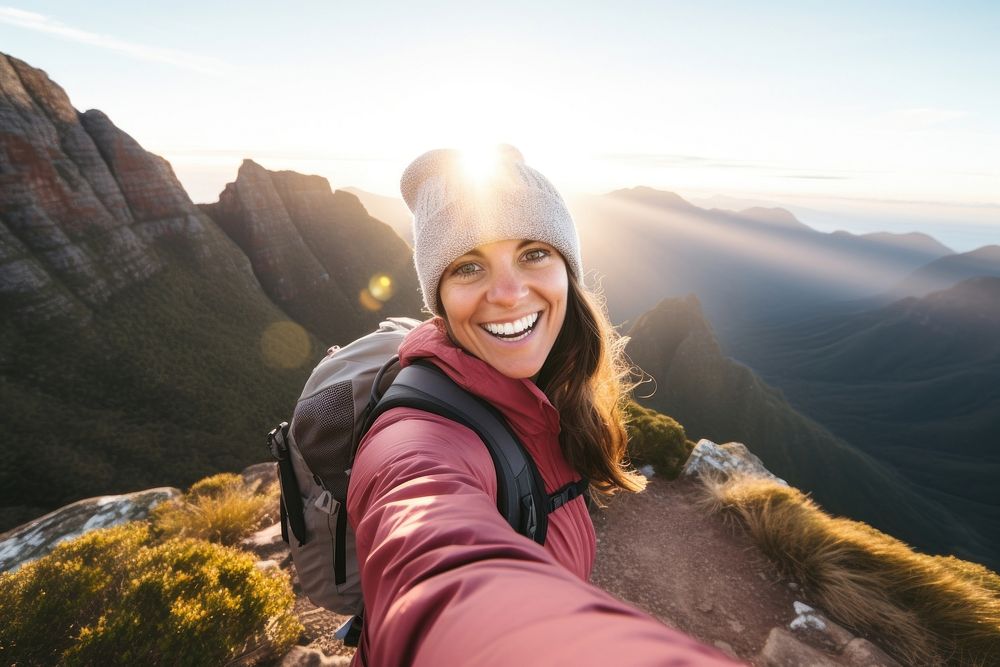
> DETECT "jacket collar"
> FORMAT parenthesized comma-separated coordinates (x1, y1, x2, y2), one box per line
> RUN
(398, 318, 561, 437)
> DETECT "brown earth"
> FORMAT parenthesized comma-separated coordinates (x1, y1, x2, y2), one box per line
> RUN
(590, 476, 802, 664)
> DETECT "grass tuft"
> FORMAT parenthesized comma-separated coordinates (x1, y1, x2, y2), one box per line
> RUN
(151, 473, 278, 547)
(700, 475, 1000, 666)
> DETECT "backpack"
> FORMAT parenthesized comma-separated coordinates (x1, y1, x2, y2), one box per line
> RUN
(265, 317, 588, 647)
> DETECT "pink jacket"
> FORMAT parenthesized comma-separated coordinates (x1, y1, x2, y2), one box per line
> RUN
(347, 318, 741, 666)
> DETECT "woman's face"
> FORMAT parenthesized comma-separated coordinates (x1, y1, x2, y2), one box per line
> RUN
(439, 238, 568, 380)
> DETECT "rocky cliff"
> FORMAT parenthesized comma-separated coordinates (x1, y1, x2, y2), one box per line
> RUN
(201, 161, 422, 345)
(0, 53, 255, 324)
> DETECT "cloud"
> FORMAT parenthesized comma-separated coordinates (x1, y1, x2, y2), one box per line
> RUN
(0, 6, 228, 75)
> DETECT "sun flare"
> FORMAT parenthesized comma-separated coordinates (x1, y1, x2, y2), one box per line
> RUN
(458, 145, 505, 187)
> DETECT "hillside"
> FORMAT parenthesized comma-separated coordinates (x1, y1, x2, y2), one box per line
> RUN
(0, 53, 418, 531)
(886, 245, 1000, 299)
(725, 277, 1000, 568)
(624, 295, 993, 567)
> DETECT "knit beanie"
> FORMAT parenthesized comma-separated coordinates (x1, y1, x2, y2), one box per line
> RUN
(400, 145, 582, 315)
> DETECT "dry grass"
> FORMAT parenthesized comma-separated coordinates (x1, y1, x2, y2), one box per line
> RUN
(699, 474, 1000, 666)
(151, 473, 278, 547)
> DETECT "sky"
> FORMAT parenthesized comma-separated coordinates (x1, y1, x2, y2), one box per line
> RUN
(2, 1, 998, 251)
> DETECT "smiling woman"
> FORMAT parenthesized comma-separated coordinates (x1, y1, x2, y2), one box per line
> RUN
(342, 145, 738, 666)
(439, 238, 568, 380)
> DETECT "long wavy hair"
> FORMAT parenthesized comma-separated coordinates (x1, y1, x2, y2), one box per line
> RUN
(535, 274, 646, 500)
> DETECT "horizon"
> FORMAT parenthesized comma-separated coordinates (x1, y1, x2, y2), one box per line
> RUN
(1, 1, 997, 251)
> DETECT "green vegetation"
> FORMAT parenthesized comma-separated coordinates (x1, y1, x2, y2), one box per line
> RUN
(0, 522, 301, 666)
(1, 231, 318, 531)
(624, 401, 694, 478)
(702, 474, 1000, 666)
(151, 472, 278, 546)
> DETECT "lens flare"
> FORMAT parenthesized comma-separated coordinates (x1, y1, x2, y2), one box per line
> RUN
(359, 288, 383, 312)
(260, 321, 312, 370)
(368, 273, 394, 302)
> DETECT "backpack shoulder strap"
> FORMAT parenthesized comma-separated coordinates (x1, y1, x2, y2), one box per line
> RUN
(366, 360, 551, 545)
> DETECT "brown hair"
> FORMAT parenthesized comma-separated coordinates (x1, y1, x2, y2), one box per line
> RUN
(535, 275, 646, 500)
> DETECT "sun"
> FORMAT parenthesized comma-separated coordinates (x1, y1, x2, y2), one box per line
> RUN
(457, 145, 505, 186)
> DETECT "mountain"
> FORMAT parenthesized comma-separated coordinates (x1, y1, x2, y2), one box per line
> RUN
(625, 295, 994, 568)
(201, 164, 422, 345)
(342, 186, 413, 243)
(567, 187, 954, 339)
(725, 277, 1000, 567)
(885, 245, 1000, 300)
(856, 231, 953, 257)
(0, 53, 418, 531)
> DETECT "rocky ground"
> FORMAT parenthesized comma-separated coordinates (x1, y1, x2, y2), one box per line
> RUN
(261, 469, 900, 666)
(2, 447, 902, 666)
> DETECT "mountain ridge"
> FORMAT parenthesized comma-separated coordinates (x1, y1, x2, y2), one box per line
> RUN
(625, 294, 993, 567)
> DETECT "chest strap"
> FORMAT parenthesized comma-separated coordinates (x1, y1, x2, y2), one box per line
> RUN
(548, 478, 589, 512)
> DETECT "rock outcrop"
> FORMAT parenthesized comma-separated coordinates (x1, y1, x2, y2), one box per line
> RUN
(0, 487, 180, 572)
(682, 439, 786, 485)
(201, 160, 423, 345)
(0, 52, 254, 324)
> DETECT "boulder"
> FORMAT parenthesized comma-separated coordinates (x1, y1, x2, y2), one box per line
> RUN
(788, 601, 855, 653)
(682, 439, 788, 484)
(0, 487, 180, 572)
(759, 627, 840, 667)
(279, 646, 351, 666)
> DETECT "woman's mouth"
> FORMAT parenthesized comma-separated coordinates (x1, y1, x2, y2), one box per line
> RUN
(480, 311, 541, 342)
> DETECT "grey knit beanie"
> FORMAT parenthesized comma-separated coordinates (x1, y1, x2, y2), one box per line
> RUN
(400, 145, 582, 315)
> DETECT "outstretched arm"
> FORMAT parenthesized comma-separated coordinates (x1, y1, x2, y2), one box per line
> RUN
(348, 408, 742, 667)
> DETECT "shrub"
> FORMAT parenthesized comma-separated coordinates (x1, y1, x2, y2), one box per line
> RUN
(701, 475, 1000, 666)
(151, 473, 278, 546)
(0, 522, 301, 666)
(624, 401, 695, 478)
(188, 472, 245, 499)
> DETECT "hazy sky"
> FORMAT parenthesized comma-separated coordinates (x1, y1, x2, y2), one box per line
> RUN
(2, 1, 998, 250)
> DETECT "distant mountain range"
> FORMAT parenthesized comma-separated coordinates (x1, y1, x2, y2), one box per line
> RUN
(625, 295, 993, 567)
(565, 187, 962, 337)
(726, 277, 1000, 566)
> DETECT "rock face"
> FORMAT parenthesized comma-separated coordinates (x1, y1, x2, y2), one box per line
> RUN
(0, 487, 181, 572)
(0, 52, 253, 323)
(202, 160, 423, 345)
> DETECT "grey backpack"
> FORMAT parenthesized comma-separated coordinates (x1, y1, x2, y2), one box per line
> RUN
(266, 317, 588, 646)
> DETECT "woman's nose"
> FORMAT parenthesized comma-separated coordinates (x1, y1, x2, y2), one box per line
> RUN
(486, 266, 529, 307)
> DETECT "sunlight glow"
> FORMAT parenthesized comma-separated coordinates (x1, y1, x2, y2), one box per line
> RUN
(457, 146, 505, 188)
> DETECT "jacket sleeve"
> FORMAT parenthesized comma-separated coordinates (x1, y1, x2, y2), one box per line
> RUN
(347, 407, 743, 667)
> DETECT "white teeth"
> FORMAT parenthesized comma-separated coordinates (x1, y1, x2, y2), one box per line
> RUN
(481, 312, 539, 337)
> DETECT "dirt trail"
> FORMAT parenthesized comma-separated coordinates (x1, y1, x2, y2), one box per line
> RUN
(591, 476, 800, 664)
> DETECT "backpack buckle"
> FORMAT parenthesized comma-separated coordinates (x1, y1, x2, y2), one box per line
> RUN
(267, 422, 290, 461)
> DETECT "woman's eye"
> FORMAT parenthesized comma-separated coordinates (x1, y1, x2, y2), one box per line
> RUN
(453, 262, 481, 277)
(523, 248, 550, 262)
